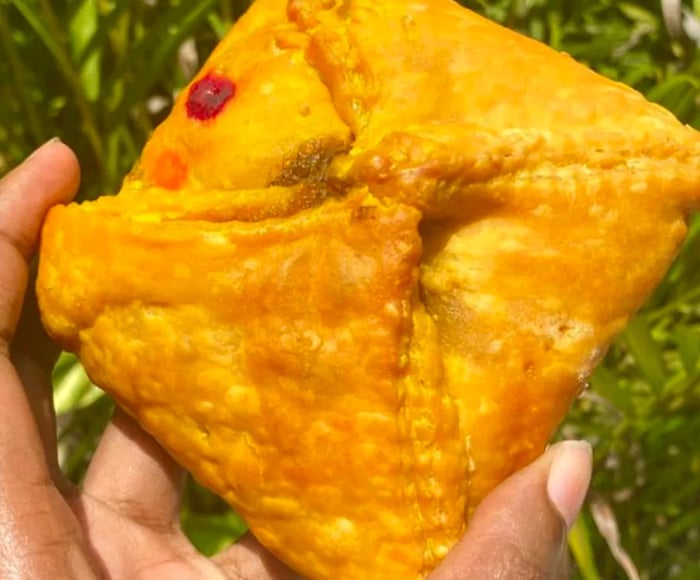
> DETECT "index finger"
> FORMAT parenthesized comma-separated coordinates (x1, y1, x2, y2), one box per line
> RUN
(0, 139, 80, 348)
(0, 139, 80, 487)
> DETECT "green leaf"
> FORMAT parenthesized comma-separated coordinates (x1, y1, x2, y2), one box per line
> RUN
(69, 0, 101, 101)
(182, 512, 248, 555)
(673, 326, 700, 374)
(647, 74, 700, 114)
(207, 11, 232, 40)
(106, 0, 221, 129)
(0, 3, 46, 144)
(9, 0, 105, 169)
(569, 510, 602, 580)
(53, 355, 102, 415)
(622, 316, 667, 394)
(590, 365, 635, 416)
(9, 0, 69, 74)
(617, 3, 657, 26)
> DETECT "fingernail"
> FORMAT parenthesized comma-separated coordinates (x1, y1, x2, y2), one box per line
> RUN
(546, 440, 593, 529)
(40, 136, 63, 150)
(27, 137, 62, 160)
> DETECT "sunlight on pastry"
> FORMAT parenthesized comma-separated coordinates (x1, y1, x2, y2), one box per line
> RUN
(37, 0, 700, 578)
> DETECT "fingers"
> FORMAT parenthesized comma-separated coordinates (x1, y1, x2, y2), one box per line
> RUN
(1, 140, 79, 484)
(213, 533, 298, 580)
(0, 142, 94, 576)
(0, 138, 80, 349)
(81, 412, 295, 579)
(0, 140, 79, 489)
(430, 440, 592, 580)
(82, 409, 185, 530)
(11, 268, 68, 488)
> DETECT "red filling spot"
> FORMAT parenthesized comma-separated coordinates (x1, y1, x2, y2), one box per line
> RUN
(186, 73, 236, 120)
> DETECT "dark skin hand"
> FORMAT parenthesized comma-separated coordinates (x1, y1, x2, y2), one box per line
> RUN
(0, 140, 592, 579)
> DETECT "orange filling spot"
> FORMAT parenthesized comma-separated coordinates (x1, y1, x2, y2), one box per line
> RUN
(149, 149, 188, 190)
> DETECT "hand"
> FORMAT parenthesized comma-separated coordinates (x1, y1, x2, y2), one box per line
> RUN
(0, 141, 591, 579)
(429, 440, 591, 579)
(0, 140, 295, 579)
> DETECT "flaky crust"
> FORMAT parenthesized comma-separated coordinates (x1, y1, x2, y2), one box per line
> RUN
(37, 0, 700, 578)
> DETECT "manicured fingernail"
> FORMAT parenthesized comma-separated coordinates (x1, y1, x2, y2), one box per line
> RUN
(546, 440, 593, 528)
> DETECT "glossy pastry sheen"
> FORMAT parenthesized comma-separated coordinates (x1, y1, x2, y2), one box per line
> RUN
(37, 0, 700, 578)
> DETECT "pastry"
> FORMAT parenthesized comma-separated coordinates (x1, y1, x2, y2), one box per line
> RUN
(37, 0, 700, 577)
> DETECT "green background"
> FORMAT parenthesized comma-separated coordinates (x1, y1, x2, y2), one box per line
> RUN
(1, 0, 699, 577)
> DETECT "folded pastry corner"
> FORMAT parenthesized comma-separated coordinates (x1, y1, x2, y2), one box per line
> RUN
(37, 0, 700, 578)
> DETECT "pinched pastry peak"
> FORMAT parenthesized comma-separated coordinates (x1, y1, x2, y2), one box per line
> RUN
(120, 0, 700, 219)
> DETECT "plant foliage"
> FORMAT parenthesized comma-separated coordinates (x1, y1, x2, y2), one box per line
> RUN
(1, 0, 699, 577)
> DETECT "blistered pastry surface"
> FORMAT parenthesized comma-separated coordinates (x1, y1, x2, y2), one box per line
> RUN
(38, 0, 700, 578)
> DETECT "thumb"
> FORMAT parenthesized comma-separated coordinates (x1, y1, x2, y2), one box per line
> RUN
(430, 440, 592, 580)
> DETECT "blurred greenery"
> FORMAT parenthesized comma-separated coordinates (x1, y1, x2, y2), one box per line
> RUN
(2, 0, 700, 578)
